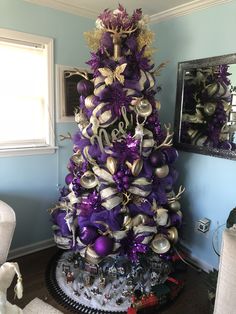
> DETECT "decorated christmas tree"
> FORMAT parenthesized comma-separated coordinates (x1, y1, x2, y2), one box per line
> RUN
(50, 5, 185, 313)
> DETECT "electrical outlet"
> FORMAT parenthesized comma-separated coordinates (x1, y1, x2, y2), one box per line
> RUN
(196, 218, 211, 233)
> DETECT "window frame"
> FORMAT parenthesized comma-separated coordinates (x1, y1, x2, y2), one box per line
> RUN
(0, 28, 56, 157)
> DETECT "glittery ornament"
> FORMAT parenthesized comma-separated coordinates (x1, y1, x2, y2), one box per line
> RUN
(80, 226, 98, 245)
(149, 150, 165, 167)
(77, 79, 94, 96)
(155, 165, 169, 178)
(93, 236, 114, 257)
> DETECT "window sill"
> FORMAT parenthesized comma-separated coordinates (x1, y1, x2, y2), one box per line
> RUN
(0, 146, 58, 157)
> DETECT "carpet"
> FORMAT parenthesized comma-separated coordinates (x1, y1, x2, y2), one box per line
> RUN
(23, 298, 63, 314)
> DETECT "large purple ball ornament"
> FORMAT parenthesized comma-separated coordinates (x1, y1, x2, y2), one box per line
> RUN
(54, 211, 71, 236)
(77, 79, 94, 97)
(149, 150, 166, 167)
(93, 236, 114, 257)
(65, 173, 74, 185)
(169, 211, 182, 227)
(162, 147, 178, 164)
(80, 226, 98, 245)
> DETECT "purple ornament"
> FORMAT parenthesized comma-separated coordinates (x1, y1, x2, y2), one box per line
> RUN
(65, 173, 73, 185)
(149, 150, 166, 167)
(169, 212, 182, 227)
(93, 236, 114, 257)
(77, 79, 94, 97)
(80, 226, 98, 245)
(159, 253, 172, 261)
(54, 211, 71, 236)
(162, 147, 178, 164)
(219, 141, 232, 150)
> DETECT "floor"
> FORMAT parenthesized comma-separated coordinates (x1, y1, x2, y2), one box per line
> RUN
(8, 246, 210, 314)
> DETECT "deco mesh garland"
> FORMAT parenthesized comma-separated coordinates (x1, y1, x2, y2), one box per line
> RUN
(50, 5, 185, 313)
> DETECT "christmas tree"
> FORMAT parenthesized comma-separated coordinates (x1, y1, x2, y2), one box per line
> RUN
(51, 5, 185, 313)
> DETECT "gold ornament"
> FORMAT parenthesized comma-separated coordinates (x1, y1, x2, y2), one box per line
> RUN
(126, 159, 143, 176)
(106, 156, 118, 175)
(155, 207, 169, 226)
(136, 99, 152, 117)
(155, 165, 169, 178)
(169, 200, 181, 212)
(85, 95, 96, 109)
(80, 171, 98, 189)
(206, 82, 218, 97)
(151, 234, 171, 254)
(204, 102, 216, 116)
(98, 63, 127, 85)
(167, 227, 178, 243)
(85, 246, 103, 264)
(132, 214, 150, 226)
(70, 152, 83, 165)
(123, 215, 133, 230)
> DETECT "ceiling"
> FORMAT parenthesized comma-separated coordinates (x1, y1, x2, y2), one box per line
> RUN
(25, 0, 230, 22)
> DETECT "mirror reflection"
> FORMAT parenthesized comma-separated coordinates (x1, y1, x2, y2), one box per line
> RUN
(174, 54, 236, 159)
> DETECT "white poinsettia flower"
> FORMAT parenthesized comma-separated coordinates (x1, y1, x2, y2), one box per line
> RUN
(113, 9, 122, 15)
(95, 18, 104, 29)
(138, 14, 150, 28)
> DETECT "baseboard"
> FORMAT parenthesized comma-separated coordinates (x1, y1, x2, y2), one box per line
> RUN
(179, 244, 215, 273)
(8, 238, 55, 261)
(186, 252, 215, 273)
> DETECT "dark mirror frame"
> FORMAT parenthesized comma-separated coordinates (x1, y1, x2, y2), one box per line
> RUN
(174, 53, 236, 160)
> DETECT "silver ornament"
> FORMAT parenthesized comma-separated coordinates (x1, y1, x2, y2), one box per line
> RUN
(151, 234, 170, 254)
(136, 99, 152, 117)
(80, 171, 98, 189)
(85, 95, 96, 109)
(155, 165, 169, 178)
(169, 200, 181, 212)
(167, 227, 178, 243)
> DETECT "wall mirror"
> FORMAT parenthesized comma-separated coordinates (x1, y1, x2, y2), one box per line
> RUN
(174, 53, 236, 160)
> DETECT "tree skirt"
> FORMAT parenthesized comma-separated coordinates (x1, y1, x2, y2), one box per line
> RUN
(46, 250, 185, 314)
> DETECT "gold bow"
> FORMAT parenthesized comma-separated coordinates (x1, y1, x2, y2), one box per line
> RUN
(98, 63, 127, 85)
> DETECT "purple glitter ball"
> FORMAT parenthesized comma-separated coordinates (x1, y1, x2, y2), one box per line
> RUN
(169, 212, 182, 227)
(54, 211, 71, 236)
(77, 79, 94, 96)
(65, 173, 74, 185)
(162, 147, 178, 164)
(93, 236, 114, 257)
(149, 150, 166, 167)
(80, 226, 98, 245)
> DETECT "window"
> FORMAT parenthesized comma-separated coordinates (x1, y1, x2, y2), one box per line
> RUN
(56, 65, 92, 122)
(0, 28, 55, 156)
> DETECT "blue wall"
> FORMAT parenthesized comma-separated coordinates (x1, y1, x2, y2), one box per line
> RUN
(0, 0, 93, 249)
(151, 0, 236, 269)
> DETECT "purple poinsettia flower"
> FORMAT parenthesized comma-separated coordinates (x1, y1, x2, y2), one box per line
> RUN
(218, 64, 231, 86)
(87, 50, 116, 76)
(110, 134, 140, 163)
(99, 81, 132, 116)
